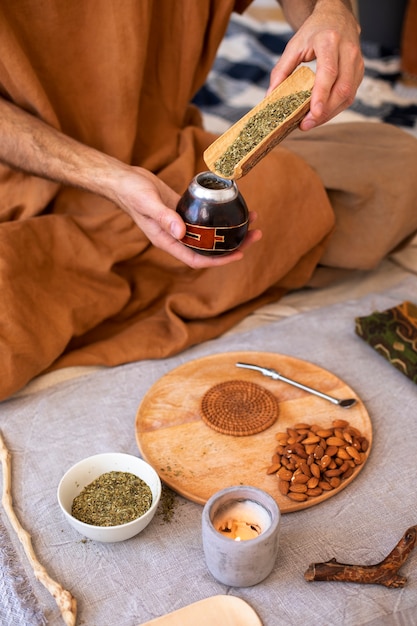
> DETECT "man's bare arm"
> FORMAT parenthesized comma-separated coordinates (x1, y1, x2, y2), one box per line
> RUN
(278, 0, 355, 30)
(0, 98, 260, 267)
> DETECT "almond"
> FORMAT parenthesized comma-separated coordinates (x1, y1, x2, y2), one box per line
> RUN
(338, 461, 350, 473)
(310, 462, 321, 478)
(266, 462, 281, 475)
(342, 466, 354, 479)
(278, 479, 290, 495)
(305, 444, 317, 455)
(326, 436, 346, 447)
(313, 445, 325, 459)
(319, 480, 333, 491)
(346, 425, 361, 437)
(337, 447, 351, 460)
(287, 492, 308, 502)
(275, 432, 288, 444)
(346, 445, 361, 462)
(326, 445, 338, 457)
(289, 483, 308, 493)
(287, 428, 299, 439)
(307, 476, 319, 489)
(343, 429, 353, 444)
(324, 468, 342, 477)
(292, 473, 309, 484)
(293, 443, 308, 459)
(287, 437, 298, 445)
(316, 428, 334, 438)
(302, 435, 320, 445)
(329, 476, 341, 489)
(299, 461, 311, 477)
(277, 467, 293, 481)
(320, 454, 331, 469)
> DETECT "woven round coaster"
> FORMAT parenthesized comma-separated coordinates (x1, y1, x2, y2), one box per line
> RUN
(200, 379, 279, 436)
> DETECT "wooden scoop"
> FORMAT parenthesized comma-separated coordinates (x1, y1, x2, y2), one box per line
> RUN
(203, 65, 315, 180)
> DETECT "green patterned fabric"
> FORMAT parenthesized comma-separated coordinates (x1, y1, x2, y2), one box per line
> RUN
(355, 301, 417, 383)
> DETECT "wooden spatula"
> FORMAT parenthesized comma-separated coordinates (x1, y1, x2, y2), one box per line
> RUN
(203, 65, 315, 180)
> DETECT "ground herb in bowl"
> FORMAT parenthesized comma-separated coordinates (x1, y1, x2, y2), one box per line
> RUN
(71, 471, 153, 526)
(214, 90, 311, 177)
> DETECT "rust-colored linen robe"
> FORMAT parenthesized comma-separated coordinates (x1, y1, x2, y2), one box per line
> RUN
(0, 0, 416, 401)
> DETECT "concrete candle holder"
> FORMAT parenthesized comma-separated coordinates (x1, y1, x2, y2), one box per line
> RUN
(202, 485, 280, 587)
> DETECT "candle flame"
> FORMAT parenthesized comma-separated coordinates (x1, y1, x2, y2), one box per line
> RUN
(217, 519, 261, 541)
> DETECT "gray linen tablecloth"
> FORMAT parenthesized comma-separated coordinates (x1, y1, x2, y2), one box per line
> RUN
(1, 277, 417, 626)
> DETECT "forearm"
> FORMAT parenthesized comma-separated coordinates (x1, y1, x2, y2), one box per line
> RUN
(0, 98, 261, 269)
(278, 0, 354, 30)
(0, 97, 125, 203)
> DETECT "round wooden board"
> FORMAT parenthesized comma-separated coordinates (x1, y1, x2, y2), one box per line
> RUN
(135, 352, 372, 513)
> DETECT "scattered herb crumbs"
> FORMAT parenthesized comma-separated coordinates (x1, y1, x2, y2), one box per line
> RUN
(157, 485, 177, 524)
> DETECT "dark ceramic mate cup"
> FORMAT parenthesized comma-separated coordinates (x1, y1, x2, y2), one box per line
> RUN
(176, 171, 249, 256)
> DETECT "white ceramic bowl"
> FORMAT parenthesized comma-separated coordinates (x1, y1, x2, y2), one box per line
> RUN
(57, 452, 161, 542)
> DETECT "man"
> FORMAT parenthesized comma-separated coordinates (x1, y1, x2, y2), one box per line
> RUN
(0, 0, 416, 400)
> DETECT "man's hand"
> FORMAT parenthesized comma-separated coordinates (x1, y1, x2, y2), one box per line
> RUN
(269, 0, 364, 130)
(110, 166, 262, 269)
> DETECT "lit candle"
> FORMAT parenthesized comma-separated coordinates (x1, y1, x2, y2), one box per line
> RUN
(202, 486, 281, 587)
(214, 499, 271, 541)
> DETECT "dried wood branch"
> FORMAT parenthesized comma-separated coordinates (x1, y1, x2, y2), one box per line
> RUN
(0, 429, 77, 625)
(304, 525, 417, 588)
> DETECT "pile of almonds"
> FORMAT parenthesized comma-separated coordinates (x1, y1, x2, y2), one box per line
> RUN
(267, 419, 369, 502)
